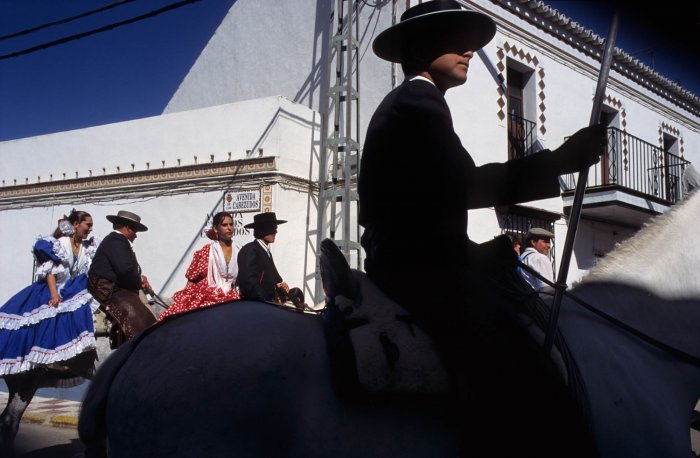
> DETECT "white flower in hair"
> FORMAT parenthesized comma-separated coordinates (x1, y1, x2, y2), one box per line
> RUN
(200, 213, 217, 239)
(58, 218, 75, 236)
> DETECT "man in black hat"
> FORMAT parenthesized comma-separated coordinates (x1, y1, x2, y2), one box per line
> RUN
(362, 0, 605, 324)
(359, 1, 601, 455)
(88, 210, 156, 348)
(236, 212, 290, 302)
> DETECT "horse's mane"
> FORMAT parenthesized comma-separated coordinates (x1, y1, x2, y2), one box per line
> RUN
(578, 190, 700, 300)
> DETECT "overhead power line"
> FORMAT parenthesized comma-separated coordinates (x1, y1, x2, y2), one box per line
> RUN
(0, 0, 136, 42)
(0, 0, 200, 61)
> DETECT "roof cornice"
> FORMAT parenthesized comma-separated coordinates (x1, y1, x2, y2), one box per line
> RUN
(490, 0, 700, 117)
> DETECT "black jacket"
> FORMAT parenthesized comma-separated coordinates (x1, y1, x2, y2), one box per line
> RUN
(88, 232, 142, 291)
(236, 240, 283, 302)
(359, 79, 562, 271)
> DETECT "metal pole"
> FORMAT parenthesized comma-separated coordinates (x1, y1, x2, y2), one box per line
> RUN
(343, 0, 353, 260)
(543, 8, 620, 353)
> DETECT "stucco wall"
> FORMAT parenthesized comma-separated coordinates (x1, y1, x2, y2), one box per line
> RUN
(0, 96, 319, 187)
(0, 97, 321, 304)
(1, 0, 699, 300)
(163, 0, 398, 141)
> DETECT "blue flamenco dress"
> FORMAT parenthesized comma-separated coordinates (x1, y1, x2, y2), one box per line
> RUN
(0, 235, 100, 376)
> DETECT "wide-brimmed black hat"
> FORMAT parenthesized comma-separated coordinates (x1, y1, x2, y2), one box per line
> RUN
(106, 210, 148, 232)
(244, 212, 287, 229)
(373, 0, 496, 63)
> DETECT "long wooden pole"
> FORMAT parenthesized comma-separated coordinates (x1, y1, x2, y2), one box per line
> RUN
(543, 9, 620, 353)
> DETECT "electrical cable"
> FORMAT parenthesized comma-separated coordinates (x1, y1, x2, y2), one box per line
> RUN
(0, 0, 200, 61)
(0, 0, 136, 42)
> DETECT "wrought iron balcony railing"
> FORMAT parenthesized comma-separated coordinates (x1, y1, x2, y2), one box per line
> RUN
(507, 113, 537, 160)
(562, 127, 690, 205)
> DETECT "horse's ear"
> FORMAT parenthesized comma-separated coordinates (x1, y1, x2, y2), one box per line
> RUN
(320, 239, 358, 299)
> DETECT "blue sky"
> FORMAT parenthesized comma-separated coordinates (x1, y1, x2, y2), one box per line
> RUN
(0, 0, 235, 141)
(546, 1, 699, 95)
(0, 0, 697, 142)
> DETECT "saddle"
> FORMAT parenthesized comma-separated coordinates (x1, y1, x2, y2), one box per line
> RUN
(320, 240, 449, 397)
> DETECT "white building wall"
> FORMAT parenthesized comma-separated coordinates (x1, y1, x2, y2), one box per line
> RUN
(464, 0, 700, 284)
(1, 0, 699, 303)
(0, 96, 318, 186)
(0, 183, 319, 305)
(164, 0, 397, 140)
(0, 97, 321, 303)
(569, 220, 637, 284)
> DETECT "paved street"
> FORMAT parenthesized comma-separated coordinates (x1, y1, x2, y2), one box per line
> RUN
(2, 390, 699, 456)
(0, 391, 83, 456)
(14, 423, 83, 458)
(0, 391, 81, 427)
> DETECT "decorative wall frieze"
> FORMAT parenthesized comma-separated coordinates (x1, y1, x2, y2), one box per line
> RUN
(491, 0, 700, 117)
(0, 157, 316, 210)
(603, 93, 628, 166)
(496, 40, 546, 135)
(659, 122, 684, 158)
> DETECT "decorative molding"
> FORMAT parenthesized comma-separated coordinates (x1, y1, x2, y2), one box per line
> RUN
(0, 157, 275, 198)
(489, 0, 700, 117)
(262, 184, 273, 213)
(604, 93, 625, 126)
(603, 93, 628, 168)
(0, 157, 316, 210)
(496, 40, 546, 135)
(659, 122, 684, 158)
(537, 66, 546, 135)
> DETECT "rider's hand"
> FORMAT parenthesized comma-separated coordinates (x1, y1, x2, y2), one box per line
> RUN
(276, 282, 289, 294)
(141, 275, 152, 291)
(48, 294, 61, 307)
(552, 124, 606, 174)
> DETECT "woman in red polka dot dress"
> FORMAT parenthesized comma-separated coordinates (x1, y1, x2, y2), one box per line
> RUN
(158, 212, 240, 320)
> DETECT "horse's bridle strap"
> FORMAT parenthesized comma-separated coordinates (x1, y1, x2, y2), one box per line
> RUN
(517, 261, 700, 369)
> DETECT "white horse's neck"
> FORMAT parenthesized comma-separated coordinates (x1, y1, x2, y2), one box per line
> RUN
(579, 190, 700, 300)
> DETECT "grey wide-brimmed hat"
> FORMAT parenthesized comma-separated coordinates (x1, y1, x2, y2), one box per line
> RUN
(525, 227, 554, 239)
(244, 212, 287, 229)
(373, 0, 496, 63)
(106, 210, 148, 232)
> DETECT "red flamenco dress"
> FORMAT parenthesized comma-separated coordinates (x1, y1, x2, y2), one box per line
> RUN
(158, 242, 240, 320)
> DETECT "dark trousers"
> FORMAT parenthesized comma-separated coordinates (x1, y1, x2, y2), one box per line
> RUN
(369, 263, 597, 457)
(87, 276, 156, 348)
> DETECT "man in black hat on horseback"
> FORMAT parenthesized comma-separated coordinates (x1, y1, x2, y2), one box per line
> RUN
(362, 0, 604, 335)
(237, 212, 290, 303)
(87, 210, 156, 348)
(360, 0, 604, 455)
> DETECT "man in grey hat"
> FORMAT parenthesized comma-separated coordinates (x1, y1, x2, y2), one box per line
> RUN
(520, 227, 556, 291)
(236, 212, 290, 302)
(88, 210, 155, 348)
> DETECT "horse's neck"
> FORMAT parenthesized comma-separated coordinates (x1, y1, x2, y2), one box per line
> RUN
(580, 191, 700, 300)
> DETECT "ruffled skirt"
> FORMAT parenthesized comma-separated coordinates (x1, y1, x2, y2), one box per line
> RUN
(0, 273, 97, 376)
(158, 280, 239, 321)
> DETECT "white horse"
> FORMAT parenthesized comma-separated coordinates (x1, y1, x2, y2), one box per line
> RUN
(78, 191, 700, 457)
(0, 292, 169, 457)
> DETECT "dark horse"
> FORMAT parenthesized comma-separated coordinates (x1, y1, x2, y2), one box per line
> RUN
(79, 192, 700, 457)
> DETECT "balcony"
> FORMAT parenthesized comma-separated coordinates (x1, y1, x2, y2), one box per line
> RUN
(508, 113, 537, 160)
(561, 127, 691, 228)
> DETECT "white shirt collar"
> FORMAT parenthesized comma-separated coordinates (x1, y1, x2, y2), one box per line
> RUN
(256, 238, 270, 255)
(407, 75, 435, 86)
(113, 229, 133, 248)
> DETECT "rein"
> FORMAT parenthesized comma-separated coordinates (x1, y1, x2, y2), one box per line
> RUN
(518, 261, 700, 369)
(143, 287, 171, 310)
